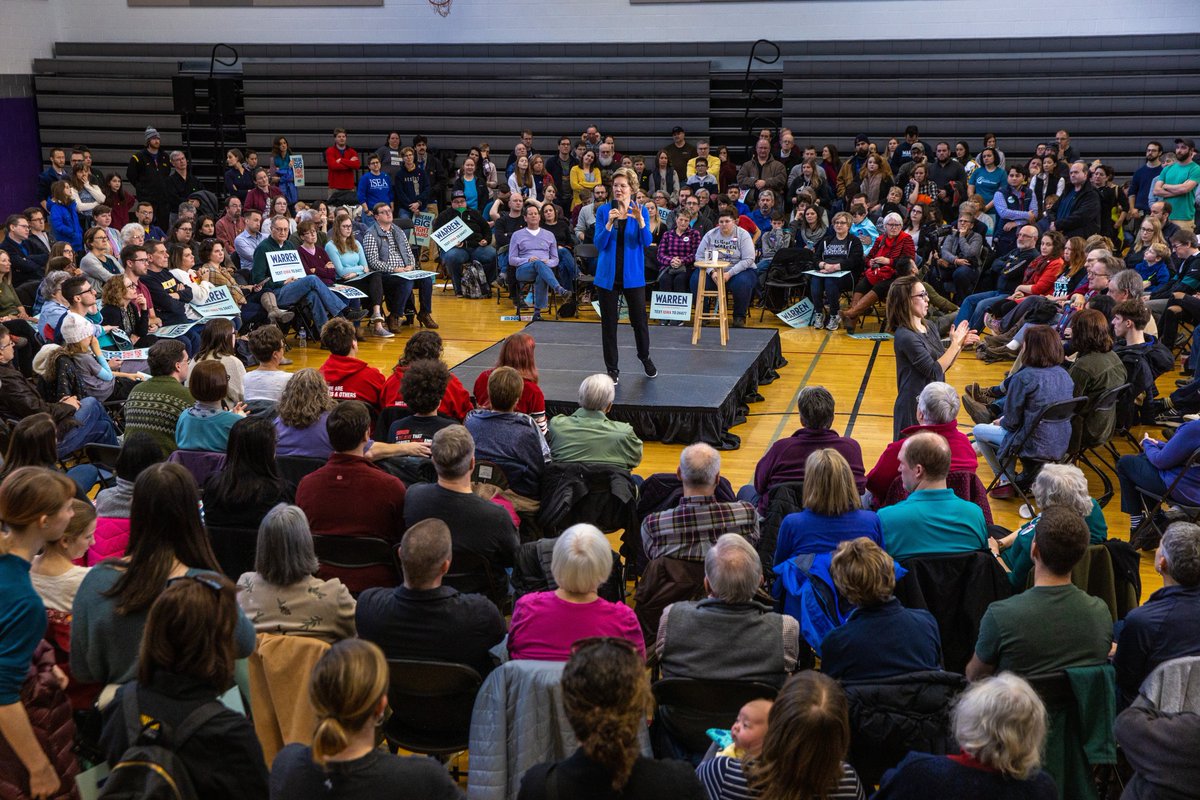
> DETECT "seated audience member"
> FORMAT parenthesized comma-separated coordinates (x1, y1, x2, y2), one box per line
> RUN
(508, 524, 643, 661)
(269, 639, 465, 799)
(1114, 522, 1200, 707)
(695, 671, 865, 800)
(878, 432, 988, 561)
(658, 534, 798, 687)
(30, 498, 95, 695)
(642, 443, 759, 562)
(403, 425, 519, 590)
(0, 414, 97, 500)
(92, 432, 164, 564)
(464, 366, 550, 498)
(122, 339, 194, 454)
(1118, 418, 1200, 538)
(874, 674, 1056, 800)
(275, 367, 338, 458)
(100, 573, 269, 799)
(0, 467, 78, 800)
(547, 373, 642, 469)
(820, 537, 942, 681)
(866, 382, 977, 505)
(175, 359, 248, 452)
(518, 638, 706, 800)
(202, 416, 293, 529)
(296, 401, 407, 550)
(318, 317, 386, 410)
(0, 326, 119, 458)
(775, 449, 883, 566)
(747, 386, 865, 514)
(994, 464, 1106, 591)
(472, 332, 547, 433)
(387, 359, 458, 445)
(967, 506, 1112, 681)
(242, 324, 292, 403)
(187, 317, 245, 405)
(356, 519, 505, 677)
(48, 313, 140, 404)
(237, 503, 355, 642)
(71, 463, 256, 686)
(381, 330, 474, 421)
(1114, 688, 1200, 800)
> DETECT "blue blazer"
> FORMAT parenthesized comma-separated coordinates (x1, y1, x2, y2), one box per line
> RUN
(593, 203, 653, 291)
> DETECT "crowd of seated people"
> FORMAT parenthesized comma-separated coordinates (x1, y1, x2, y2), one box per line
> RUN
(1, 122, 1200, 800)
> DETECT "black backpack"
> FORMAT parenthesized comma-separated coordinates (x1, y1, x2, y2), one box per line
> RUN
(98, 687, 225, 800)
(460, 260, 490, 299)
(763, 248, 815, 311)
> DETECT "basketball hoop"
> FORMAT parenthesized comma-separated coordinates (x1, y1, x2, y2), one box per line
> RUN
(429, 0, 451, 16)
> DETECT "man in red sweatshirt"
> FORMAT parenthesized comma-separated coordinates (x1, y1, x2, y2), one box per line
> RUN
(324, 128, 361, 207)
(318, 317, 385, 410)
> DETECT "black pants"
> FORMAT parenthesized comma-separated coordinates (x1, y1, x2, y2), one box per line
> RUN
(1158, 294, 1200, 351)
(598, 284, 650, 374)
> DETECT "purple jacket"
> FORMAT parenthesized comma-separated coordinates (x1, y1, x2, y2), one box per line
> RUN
(753, 427, 866, 513)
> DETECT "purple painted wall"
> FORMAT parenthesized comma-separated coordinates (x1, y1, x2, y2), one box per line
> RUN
(0, 92, 41, 215)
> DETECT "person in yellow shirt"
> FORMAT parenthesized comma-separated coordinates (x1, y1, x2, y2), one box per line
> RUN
(569, 150, 603, 211)
(686, 139, 721, 178)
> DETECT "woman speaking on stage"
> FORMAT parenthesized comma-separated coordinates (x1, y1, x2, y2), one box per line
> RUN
(594, 166, 656, 384)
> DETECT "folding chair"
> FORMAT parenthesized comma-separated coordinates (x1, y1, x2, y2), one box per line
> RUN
(1129, 446, 1200, 551)
(1071, 383, 1130, 508)
(984, 396, 1087, 512)
(382, 659, 482, 777)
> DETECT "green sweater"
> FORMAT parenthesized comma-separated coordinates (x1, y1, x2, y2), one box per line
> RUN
(123, 375, 194, 454)
(250, 236, 299, 290)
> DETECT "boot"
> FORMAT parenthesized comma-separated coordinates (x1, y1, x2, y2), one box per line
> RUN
(386, 314, 404, 334)
(261, 292, 294, 325)
(417, 311, 439, 329)
(840, 290, 879, 333)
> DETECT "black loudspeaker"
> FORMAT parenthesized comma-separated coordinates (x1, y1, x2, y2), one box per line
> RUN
(209, 79, 238, 117)
(171, 76, 197, 114)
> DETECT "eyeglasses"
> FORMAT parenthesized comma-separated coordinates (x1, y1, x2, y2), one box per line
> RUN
(913, 291, 929, 299)
(0, 341, 14, 351)
(570, 636, 639, 655)
(1087, 270, 1109, 278)
(166, 572, 224, 593)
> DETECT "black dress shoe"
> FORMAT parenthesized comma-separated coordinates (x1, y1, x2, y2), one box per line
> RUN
(641, 358, 658, 378)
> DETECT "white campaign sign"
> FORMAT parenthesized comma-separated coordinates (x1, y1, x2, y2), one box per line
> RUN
(101, 347, 151, 361)
(803, 269, 850, 279)
(777, 298, 815, 328)
(396, 269, 439, 281)
(154, 321, 200, 338)
(330, 283, 368, 299)
(189, 285, 240, 318)
(429, 216, 472, 251)
(649, 291, 692, 321)
(265, 249, 306, 282)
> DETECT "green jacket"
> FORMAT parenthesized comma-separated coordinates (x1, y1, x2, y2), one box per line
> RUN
(547, 408, 642, 470)
(250, 236, 300, 290)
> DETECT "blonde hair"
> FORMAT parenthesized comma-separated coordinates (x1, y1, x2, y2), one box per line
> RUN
(309, 640, 390, 765)
(276, 368, 337, 429)
(952, 673, 1047, 779)
(801, 449, 859, 517)
(611, 166, 640, 193)
(829, 537, 895, 608)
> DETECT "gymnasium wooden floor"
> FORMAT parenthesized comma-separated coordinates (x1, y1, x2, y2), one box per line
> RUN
(282, 282, 1165, 595)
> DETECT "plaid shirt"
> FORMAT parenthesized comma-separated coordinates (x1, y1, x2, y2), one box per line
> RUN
(656, 227, 701, 270)
(641, 495, 760, 562)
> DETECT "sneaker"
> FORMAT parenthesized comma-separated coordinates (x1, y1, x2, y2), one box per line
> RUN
(825, 313, 840, 331)
(607, 370, 620, 386)
(732, 316, 746, 328)
(962, 394, 994, 425)
(554, 285, 572, 299)
(642, 358, 658, 378)
(344, 308, 369, 322)
(524, 292, 534, 307)
(811, 312, 825, 330)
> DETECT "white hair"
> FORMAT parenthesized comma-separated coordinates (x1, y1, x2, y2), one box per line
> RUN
(952, 673, 1047, 779)
(917, 382, 959, 424)
(883, 212, 904, 226)
(551, 524, 613, 594)
(679, 443, 720, 489)
(1031, 464, 1093, 517)
(704, 534, 762, 603)
(120, 222, 144, 245)
(578, 374, 615, 412)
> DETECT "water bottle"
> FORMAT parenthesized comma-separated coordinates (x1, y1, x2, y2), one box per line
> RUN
(298, 327, 307, 349)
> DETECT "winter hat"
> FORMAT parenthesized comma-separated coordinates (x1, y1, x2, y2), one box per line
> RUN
(60, 312, 93, 345)
(145, 126, 160, 142)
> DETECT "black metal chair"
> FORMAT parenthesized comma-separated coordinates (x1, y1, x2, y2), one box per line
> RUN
(1071, 383, 1130, 508)
(1129, 445, 1200, 551)
(983, 396, 1087, 512)
(310, 534, 401, 594)
(84, 443, 122, 489)
(651, 678, 778, 757)
(276, 454, 326, 491)
(444, 548, 509, 613)
(382, 658, 482, 776)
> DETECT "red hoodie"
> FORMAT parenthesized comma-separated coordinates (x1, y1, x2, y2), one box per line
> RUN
(381, 364, 474, 421)
(319, 353, 385, 409)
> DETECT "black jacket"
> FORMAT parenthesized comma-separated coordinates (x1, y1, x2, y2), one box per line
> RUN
(139, 269, 192, 324)
(434, 206, 491, 250)
(0, 361, 79, 436)
(1, 236, 49, 285)
(518, 751, 706, 800)
(1055, 183, 1102, 239)
(126, 148, 172, 203)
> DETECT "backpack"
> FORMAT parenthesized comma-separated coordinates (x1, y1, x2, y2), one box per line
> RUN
(763, 248, 815, 311)
(97, 687, 225, 800)
(460, 259, 489, 299)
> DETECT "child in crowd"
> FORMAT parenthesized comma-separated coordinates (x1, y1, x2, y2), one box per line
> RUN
(1134, 242, 1171, 293)
(710, 697, 774, 760)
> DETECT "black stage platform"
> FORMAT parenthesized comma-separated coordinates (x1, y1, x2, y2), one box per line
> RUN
(451, 321, 786, 449)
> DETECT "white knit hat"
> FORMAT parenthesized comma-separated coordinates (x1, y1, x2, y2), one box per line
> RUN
(59, 313, 93, 345)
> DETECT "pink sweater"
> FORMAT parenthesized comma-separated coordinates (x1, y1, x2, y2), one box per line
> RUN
(507, 591, 644, 662)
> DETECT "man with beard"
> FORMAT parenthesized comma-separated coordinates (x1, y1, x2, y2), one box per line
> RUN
(927, 141, 968, 221)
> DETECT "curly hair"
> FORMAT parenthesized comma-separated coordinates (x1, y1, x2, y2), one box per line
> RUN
(399, 359, 449, 415)
(561, 639, 652, 790)
(399, 330, 444, 367)
(276, 368, 336, 429)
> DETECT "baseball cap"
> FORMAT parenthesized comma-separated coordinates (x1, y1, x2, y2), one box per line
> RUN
(671, 126, 685, 135)
(451, 189, 466, 199)
(60, 313, 93, 345)
(1176, 137, 1197, 150)
(911, 143, 925, 153)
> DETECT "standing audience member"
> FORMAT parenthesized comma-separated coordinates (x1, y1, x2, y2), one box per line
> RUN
(356, 519, 505, 677)
(270, 639, 464, 799)
(0, 468, 78, 800)
(237, 503, 356, 642)
(99, 573, 269, 799)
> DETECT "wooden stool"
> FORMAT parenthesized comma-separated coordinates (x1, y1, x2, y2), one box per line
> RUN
(692, 260, 728, 346)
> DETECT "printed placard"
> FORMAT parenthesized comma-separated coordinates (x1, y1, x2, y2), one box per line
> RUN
(429, 216, 473, 251)
(154, 321, 200, 338)
(330, 283, 368, 299)
(848, 332, 895, 340)
(500, 313, 535, 322)
(289, 154, 305, 187)
(265, 249, 306, 282)
(189, 285, 240, 318)
(649, 290, 692, 321)
(101, 347, 152, 361)
(776, 298, 814, 328)
(108, 327, 132, 343)
(411, 211, 436, 246)
(803, 269, 849, 279)
(396, 269, 438, 281)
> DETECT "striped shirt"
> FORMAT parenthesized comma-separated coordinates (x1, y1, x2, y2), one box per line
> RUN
(696, 757, 865, 800)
